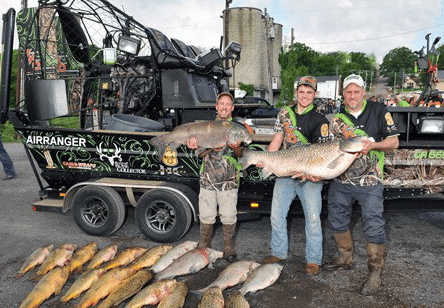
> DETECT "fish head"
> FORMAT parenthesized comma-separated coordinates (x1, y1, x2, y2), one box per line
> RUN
(228, 123, 253, 145)
(339, 137, 369, 153)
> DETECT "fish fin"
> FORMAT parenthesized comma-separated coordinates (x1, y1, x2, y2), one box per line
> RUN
(261, 168, 272, 179)
(195, 147, 206, 157)
(189, 288, 206, 300)
(326, 154, 344, 169)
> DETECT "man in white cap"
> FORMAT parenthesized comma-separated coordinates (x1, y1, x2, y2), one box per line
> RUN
(326, 74, 399, 295)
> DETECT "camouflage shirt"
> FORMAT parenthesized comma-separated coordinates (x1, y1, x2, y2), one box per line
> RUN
(331, 100, 398, 186)
(199, 146, 239, 191)
(274, 104, 330, 149)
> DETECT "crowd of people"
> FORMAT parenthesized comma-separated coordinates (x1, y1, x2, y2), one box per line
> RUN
(189, 74, 399, 296)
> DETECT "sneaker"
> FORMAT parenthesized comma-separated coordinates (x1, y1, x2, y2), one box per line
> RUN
(263, 255, 282, 263)
(306, 263, 321, 276)
(2, 175, 16, 180)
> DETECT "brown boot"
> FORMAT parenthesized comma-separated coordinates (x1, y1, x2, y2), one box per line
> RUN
(222, 224, 237, 262)
(325, 230, 353, 270)
(198, 223, 214, 248)
(360, 243, 385, 295)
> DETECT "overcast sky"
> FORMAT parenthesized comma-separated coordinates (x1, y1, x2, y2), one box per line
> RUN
(1, 0, 443, 63)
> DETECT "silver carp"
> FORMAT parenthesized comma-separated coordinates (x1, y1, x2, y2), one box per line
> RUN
(150, 120, 252, 159)
(155, 248, 223, 281)
(238, 263, 283, 296)
(151, 241, 198, 273)
(240, 137, 367, 179)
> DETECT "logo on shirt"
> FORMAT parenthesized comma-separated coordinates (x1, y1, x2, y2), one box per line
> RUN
(321, 123, 329, 137)
(385, 112, 394, 126)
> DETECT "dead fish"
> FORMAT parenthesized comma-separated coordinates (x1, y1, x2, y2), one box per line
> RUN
(101, 247, 147, 270)
(67, 242, 98, 274)
(59, 268, 107, 303)
(155, 248, 223, 281)
(157, 281, 188, 308)
(151, 241, 198, 273)
(31, 243, 76, 280)
(14, 244, 53, 278)
(150, 120, 252, 159)
(238, 263, 283, 296)
(85, 244, 118, 271)
(198, 286, 224, 308)
(19, 266, 70, 308)
(225, 291, 250, 308)
(124, 279, 177, 308)
(127, 245, 172, 271)
(193, 260, 260, 298)
(77, 267, 137, 308)
(97, 269, 154, 308)
(240, 137, 367, 179)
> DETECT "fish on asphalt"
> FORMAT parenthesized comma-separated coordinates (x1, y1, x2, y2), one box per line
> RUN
(225, 291, 250, 308)
(14, 244, 54, 278)
(151, 241, 198, 273)
(238, 263, 283, 296)
(127, 245, 172, 271)
(59, 268, 107, 303)
(155, 248, 223, 281)
(101, 246, 147, 270)
(239, 137, 367, 179)
(67, 242, 98, 274)
(193, 260, 260, 298)
(198, 286, 224, 308)
(31, 243, 77, 280)
(85, 244, 118, 271)
(97, 269, 154, 308)
(19, 266, 70, 308)
(150, 120, 252, 159)
(77, 267, 137, 308)
(157, 281, 188, 308)
(125, 279, 177, 308)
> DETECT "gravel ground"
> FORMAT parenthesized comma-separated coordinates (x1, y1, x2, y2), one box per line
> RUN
(1, 142, 443, 307)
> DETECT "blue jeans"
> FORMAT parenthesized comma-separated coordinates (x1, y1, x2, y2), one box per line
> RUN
(0, 135, 15, 177)
(270, 177, 323, 265)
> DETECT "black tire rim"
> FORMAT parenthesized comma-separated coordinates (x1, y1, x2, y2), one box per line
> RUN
(144, 200, 176, 234)
(80, 196, 109, 227)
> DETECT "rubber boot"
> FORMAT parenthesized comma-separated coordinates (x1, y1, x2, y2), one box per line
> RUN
(222, 224, 237, 262)
(325, 230, 353, 270)
(198, 223, 214, 248)
(360, 243, 385, 295)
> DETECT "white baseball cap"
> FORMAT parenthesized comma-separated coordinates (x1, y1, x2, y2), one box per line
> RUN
(343, 74, 365, 89)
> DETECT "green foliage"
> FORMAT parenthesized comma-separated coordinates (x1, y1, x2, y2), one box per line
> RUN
(0, 121, 20, 143)
(49, 116, 80, 129)
(238, 82, 255, 96)
(0, 50, 19, 109)
(380, 47, 417, 86)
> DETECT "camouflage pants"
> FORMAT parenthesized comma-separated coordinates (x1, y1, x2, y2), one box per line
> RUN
(198, 187, 238, 225)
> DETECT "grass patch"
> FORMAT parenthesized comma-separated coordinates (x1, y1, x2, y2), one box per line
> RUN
(1, 121, 20, 143)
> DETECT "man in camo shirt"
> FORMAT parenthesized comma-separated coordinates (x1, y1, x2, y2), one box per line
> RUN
(326, 74, 399, 295)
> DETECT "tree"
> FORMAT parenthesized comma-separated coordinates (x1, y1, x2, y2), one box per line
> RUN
(380, 47, 417, 86)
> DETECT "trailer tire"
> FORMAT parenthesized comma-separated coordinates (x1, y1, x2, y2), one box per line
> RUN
(72, 185, 126, 236)
(135, 189, 193, 243)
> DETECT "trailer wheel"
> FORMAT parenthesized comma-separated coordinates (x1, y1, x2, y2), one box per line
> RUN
(72, 186, 126, 236)
(135, 190, 193, 243)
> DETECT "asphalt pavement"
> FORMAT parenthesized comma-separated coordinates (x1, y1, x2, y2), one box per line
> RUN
(1, 142, 444, 308)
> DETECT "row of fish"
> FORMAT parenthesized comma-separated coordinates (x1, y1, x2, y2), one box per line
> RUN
(15, 240, 282, 308)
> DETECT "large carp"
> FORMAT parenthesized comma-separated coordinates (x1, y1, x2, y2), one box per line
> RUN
(151, 241, 198, 273)
(85, 244, 118, 271)
(150, 120, 252, 159)
(238, 263, 283, 296)
(66, 242, 97, 274)
(31, 243, 76, 280)
(14, 244, 53, 278)
(240, 137, 367, 179)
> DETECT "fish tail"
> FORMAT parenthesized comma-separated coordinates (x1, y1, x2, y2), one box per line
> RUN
(189, 288, 206, 300)
(14, 270, 25, 279)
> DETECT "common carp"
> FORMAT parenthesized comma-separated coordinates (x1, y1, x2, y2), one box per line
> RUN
(97, 269, 154, 308)
(151, 241, 198, 273)
(240, 137, 367, 179)
(238, 263, 283, 296)
(127, 245, 172, 271)
(31, 243, 76, 280)
(101, 246, 147, 270)
(14, 244, 53, 278)
(225, 291, 250, 308)
(155, 248, 223, 281)
(19, 266, 70, 308)
(125, 279, 177, 308)
(198, 286, 224, 308)
(150, 120, 252, 159)
(59, 268, 107, 303)
(157, 281, 188, 308)
(193, 260, 260, 298)
(85, 244, 118, 271)
(77, 267, 137, 308)
(67, 242, 98, 274)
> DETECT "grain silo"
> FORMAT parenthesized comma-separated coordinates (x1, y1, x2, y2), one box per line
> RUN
(223, 7, 282, 102)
